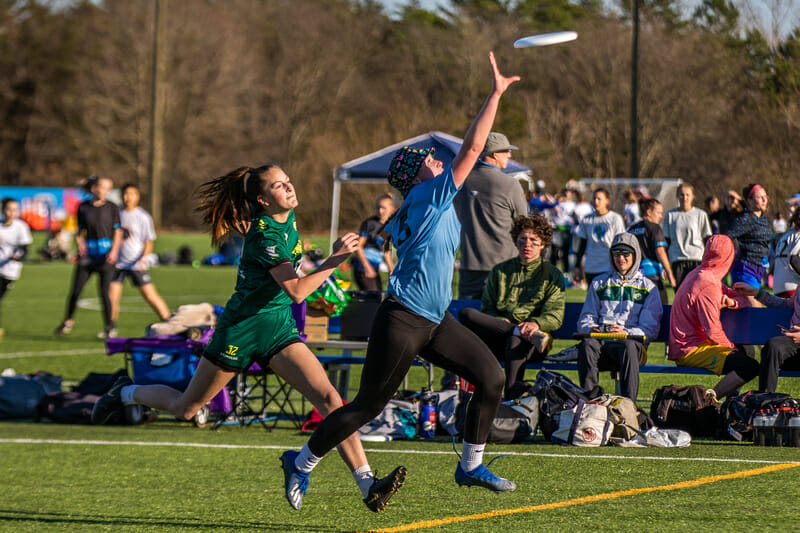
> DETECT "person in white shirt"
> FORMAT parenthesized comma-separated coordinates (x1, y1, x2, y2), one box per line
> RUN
(574, 188, 626, 286)
(772, 208, 800, 298)
(108, 184, 170, 330)
(662, 183, 712, 288)
(0, 198, 32, 339)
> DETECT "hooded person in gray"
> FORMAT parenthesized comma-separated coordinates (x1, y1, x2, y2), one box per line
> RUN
(576, 232, 663, 400)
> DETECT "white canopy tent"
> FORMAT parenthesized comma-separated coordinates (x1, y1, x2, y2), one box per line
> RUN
(329, 131, 533, 250)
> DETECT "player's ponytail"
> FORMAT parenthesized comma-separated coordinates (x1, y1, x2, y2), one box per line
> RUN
(196, 164, 279, 245)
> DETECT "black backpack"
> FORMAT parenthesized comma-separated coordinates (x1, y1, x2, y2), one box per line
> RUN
(717, 391, 794, 441)
(454, 391, 539, 443)
(530, 370, 591, 441)
(650, 385, 720, 437)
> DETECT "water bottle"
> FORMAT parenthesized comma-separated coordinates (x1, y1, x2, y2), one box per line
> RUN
(752, 411, 767, 446)
(786, 411, 800, 448)
(602, 309, 616, 333)
(419, 390, 437, 439)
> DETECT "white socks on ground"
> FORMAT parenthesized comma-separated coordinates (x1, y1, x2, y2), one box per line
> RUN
(294, 443, 323, 474)
(120, 385, 139, 405)
(352, 465, 375, 498)
(460, 441, 486, 473)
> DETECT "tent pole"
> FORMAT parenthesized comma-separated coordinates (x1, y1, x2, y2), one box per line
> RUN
(329, 175, 341, 255)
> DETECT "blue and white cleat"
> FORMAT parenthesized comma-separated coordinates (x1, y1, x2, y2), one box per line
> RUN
(454, 463, 516, 492)
(280, 450, 309, 510)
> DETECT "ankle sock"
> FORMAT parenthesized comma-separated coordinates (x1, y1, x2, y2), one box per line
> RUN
(120, 385, 139, 405)
(352, 465, 374, 498)
(294, 443, 322, 474)
(460, 441, 486, 473)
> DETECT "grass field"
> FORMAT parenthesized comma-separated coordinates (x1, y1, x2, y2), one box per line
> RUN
(1, 232, 799, 532)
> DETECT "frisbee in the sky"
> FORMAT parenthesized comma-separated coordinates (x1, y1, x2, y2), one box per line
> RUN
(514, 31, 578, 48)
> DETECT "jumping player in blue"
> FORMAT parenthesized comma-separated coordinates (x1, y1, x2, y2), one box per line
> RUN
(280, 52, 520, 509)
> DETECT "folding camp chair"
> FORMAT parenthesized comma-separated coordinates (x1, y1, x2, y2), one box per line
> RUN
(212, 362, 304, 430)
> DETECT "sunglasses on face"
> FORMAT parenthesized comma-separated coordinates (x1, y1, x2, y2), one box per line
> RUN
(611, 250, 633, 257)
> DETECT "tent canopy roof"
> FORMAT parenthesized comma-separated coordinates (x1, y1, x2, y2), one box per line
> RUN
(335, 131, 532, 182)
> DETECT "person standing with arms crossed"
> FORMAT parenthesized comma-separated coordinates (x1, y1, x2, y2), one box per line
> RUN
(662, 183, 712, 288)
(92, 164, 406, 512)
(108, 183, 171, 329)
(281, 52, 520, 506)
(54, 175, 122, 339)
(454, 131, 528, 299)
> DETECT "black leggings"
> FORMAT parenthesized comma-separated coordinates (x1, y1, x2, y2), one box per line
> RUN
(0, 277, 12, 327)
(722, 345, 759, 382)
(65, 260, 114, 327)
(307, 298, 504, 457)
(458, 307, 545, 396)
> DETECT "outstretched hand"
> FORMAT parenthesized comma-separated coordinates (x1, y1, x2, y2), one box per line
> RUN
(732, 282, 758, 297)
(489, 51, 520, 96)
(331, 232, 360, 258)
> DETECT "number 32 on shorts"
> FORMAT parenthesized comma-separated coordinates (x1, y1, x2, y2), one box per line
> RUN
(224, 345, 238, 356)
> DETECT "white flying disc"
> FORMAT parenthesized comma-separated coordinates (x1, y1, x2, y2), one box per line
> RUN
(514, 31, 578, 48)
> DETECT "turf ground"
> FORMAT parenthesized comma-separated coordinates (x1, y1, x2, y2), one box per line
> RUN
(1, 232, 798, 532)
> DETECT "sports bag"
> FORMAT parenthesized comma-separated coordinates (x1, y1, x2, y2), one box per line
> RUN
(650, 385, 720, 437)
(717, 391, 793, 441)
(358, 399, 418, 440)
(552, 399, 613, 446)
(487, 395, 540, 444)
(0, 372, 62, 419)
(596, 394, 643, 440)
(530, 370, 591, 441)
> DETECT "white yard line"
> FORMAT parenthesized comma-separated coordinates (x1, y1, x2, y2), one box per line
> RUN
(0, 349, 106, 359)
(0, 438, 795, 465)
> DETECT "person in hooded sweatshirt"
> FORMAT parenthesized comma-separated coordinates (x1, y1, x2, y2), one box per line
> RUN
(669, 234, 760, 400)
(576, 233, 663, 400)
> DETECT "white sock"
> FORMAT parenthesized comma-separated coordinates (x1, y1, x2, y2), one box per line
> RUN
(352, 464, 375, 498)
(294, 443, 322, 474)
(120, 385, 139, 405)
(460, 441, 486, 473)
(512, 326, 521, 337)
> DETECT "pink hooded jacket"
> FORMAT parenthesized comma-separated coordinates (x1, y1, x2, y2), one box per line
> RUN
(668, 234, 749, 360)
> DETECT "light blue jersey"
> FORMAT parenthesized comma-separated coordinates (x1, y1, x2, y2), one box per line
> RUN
(386, 166, 461, 323)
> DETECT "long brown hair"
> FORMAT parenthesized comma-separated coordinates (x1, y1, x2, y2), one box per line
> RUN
(196, 164, 280, 245)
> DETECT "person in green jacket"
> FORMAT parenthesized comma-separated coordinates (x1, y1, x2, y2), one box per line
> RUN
(459, 213, 566, 398)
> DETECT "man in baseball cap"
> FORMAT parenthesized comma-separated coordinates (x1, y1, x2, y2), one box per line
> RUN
(454, 132, 527, 300)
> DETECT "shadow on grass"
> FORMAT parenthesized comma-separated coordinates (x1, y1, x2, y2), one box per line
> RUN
(0, 508, 344, 531)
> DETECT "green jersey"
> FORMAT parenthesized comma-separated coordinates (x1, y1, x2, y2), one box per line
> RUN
(217, 210, 303, 328)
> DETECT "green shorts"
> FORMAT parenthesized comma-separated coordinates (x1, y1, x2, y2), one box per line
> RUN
(204, 308, 302, 372)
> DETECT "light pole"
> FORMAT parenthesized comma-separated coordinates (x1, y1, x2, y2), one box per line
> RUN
(631, 0, 640, 179)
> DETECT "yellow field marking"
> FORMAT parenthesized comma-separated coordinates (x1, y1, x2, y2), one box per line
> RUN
(367, 462, 799, 533)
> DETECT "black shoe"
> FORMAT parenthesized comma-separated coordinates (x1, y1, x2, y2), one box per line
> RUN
(363, 466, 407, 512)
(91, 376, 134, 425)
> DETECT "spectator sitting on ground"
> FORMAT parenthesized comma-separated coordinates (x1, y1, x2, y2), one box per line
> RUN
(576, 233, 662, 401)
(668, 234, 759, 401)
(459, 214, 565, 399)
(733, 281, 800, 393)
(453, 132, 528, 300)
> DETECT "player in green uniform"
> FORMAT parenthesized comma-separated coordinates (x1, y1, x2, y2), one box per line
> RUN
(92, 164, 406, 512)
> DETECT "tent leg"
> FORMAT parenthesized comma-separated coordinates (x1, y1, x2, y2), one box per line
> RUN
(329, 178, 341, 255)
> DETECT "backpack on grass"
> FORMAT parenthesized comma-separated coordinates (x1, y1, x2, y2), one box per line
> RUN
(717, 391, 794, 441)
(650, 385, 719, 437)
(530, 370, 591, 441)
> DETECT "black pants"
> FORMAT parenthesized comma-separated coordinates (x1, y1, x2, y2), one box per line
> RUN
(458, 307, 545, 397)
(645, 275, 668, 305)
(550, 230, 571, 273)
(457, 270, 490, 300)
(759, 335, 800, 392)
(671, 260, 700, 289)
(353, 269, 382, 291)
(0, 277, 12, 328)
(578, 338, 644, 400)
(65, 259, 115, 327)
(307, 299, 504, 456)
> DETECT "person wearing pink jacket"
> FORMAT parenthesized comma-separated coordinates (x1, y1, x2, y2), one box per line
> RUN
(668, 234, 759, 400)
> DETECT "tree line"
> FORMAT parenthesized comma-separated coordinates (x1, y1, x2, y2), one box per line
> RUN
(1, 0, 798, 231)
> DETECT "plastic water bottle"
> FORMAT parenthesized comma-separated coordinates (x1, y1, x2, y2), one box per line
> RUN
(752, 411, 768, 446)
(602, 309, 616, 333)
(786, 411, 800, 447)
(419, 390, 437, 439)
